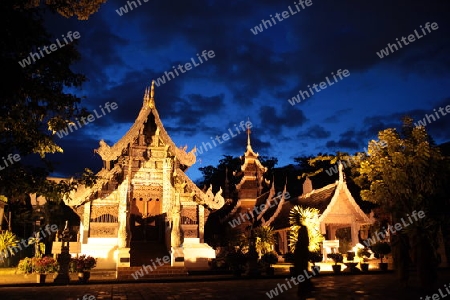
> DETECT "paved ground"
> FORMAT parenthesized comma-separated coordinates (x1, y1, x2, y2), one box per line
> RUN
(0, 269, 449, 300)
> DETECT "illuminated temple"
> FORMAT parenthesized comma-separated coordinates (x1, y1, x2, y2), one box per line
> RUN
(63, 81, 225, 271)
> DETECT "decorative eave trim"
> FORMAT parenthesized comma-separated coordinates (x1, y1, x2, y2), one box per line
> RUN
(174, 168, 224, 210)
(318, 180, 341, 224)
(257, 181, 275, 221)
(240, 157, 266, 173)
(342, 180, 373, 223)
(151, 106, 196, 166)
(263, 183, 287, 226)
(65, 164, 122, 207)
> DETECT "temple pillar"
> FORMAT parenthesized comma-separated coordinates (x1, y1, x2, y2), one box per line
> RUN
(199, 205, 204, 243)
(329, 225, 337, 240)
(171, 193, 181, 247)
(116, 180, 130, 268)
(351, 221, 360, 248)
(82, 202, 90, 244)
(170, 192, 184, 267)
(162, 157, 173, 215)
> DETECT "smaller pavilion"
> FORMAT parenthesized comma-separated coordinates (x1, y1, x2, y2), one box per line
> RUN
(261, 162, 374, 259)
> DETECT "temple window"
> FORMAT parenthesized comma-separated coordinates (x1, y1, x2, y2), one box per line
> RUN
(90, 213, 118, 223)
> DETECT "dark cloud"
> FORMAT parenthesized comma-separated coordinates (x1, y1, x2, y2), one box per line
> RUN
(258, 105, 308, 136)
(298, 125, 331, 139)
(325, 138, 360, 152)
(31, 0, 450, 179)
(323, 109, 352, 123)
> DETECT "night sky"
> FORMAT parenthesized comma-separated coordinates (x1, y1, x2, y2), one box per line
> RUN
(44, 0, 450, 182)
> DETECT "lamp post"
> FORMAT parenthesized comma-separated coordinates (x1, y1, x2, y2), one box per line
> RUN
(54, 221, 72, 285)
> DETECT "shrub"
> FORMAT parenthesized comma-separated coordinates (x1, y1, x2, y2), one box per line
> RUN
(225, 251, 247, 272)
(70, 255, 97, 272)
(17, 257, 34, 274)
(283, 252, 295, 263)
(357, 248, 371, 260)
(308, 250, 323, 265)
(209, 257, 228, 270)
(328, 253, 343, 265)
(33, 256, 58, 274)
(371, 242, 391, 263)
(261, 251, 278, 266)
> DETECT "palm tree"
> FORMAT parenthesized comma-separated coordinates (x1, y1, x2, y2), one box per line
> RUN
(254, 226, 275, 255)
(289, 206, 324, 252)
(0, 230, 19, 266)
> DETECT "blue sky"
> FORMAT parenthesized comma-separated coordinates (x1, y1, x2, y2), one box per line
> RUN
(44, 0, 450, 182)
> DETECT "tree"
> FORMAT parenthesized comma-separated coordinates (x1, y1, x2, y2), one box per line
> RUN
(22, 0, 108, 20)
(293, 154, 346, 191)
(254, 225, 275, 255)
(197, 155, 242, 191)
(0, 230, 19, 267)
(1, 1, 99, 234)
(354, 117, 450, 288)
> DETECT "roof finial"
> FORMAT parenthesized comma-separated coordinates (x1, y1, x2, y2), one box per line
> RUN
(146, 80, 155, 108)
(338, 161, 344, 183)
(151, 80, 155, 99)
(246, 117, 251, 149)
(143, 86, 150, 103)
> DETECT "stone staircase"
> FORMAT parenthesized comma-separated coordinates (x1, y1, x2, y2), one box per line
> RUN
(117, 240, 188, 280)
(129, 241, 169, 266)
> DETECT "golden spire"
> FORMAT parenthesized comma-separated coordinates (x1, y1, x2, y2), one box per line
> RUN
(151, 80, 155, 99)
(246, 117, 252, 151)
(145, 80, 155, 109)
(143, 86, 150, 103)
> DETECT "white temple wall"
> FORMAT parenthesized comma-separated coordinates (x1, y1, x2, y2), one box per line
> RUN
(81, 238, 118, 269)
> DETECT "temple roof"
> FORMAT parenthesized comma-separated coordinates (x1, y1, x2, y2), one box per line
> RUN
(65, 82, 224, 209)
(95, 81, 196, 166)
(236, 127, 267, 194)
(268, 183, 337, 230)
(265, 163, 372, 230)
